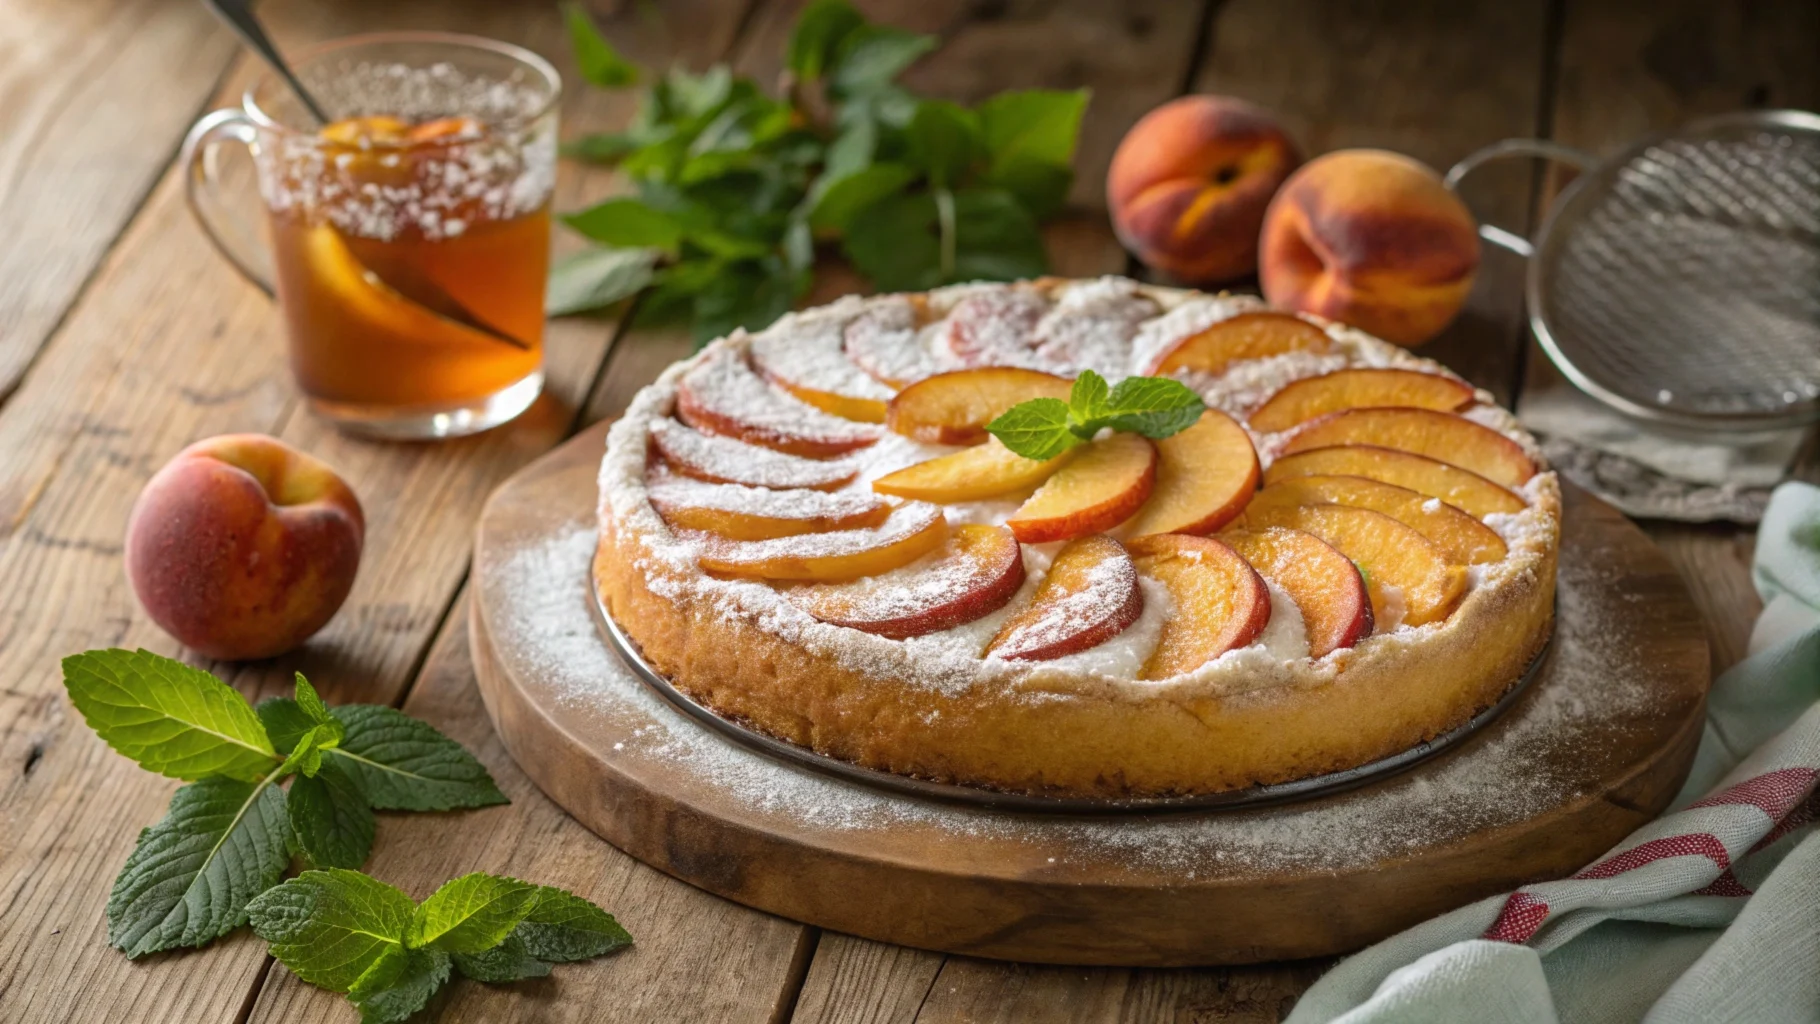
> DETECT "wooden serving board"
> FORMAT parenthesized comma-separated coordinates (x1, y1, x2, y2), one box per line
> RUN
(470, 419, 1710, 967)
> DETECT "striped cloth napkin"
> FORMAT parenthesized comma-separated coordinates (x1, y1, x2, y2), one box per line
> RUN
(1288, 482, 1820, 1024)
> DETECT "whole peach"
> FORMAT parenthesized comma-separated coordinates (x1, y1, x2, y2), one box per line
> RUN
(1108, 95, 1301, 283)
(125, 435, 364, 661)
(1259, 149, 1480, 347)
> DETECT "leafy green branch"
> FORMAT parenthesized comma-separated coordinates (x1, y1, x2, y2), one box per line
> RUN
(63, 648, 629, 1023)
(986, 371, 1207, 460)
(549, 0, 1090, 346)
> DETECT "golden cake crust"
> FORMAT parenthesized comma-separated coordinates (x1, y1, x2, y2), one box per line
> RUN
(595, 279, 1560, 798)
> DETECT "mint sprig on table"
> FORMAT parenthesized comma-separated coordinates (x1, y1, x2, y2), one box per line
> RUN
(62, 648, 629, 1022)
(550, 0, 1089, 345)
(987, 370, 1207, 460)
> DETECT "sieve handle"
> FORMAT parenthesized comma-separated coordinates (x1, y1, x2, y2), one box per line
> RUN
(1444, 139, 1597, 258)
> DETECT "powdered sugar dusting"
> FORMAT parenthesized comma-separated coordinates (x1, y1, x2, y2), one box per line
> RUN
(989, 545, 1142, 661)
(648, 474, 882, 521)
(678, 343, 880, 449)
(749, 299, 895, 403)
(1028, 276, 1160, 380)
(649, 419, 857, 491)
(844, 296, 941, 386)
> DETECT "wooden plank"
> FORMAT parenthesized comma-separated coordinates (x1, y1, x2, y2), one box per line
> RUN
(904, 957, 1326, 1024)
(0, 0, 239, 406)
(1192, 0, 1554, 403)
(0, 1, 755, 1020)
(245, 597, 812, 1023)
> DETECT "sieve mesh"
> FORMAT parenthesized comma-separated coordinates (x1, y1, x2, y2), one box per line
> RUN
(1532, 115, 1820, 429)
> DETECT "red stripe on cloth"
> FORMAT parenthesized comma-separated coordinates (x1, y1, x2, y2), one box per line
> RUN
(1750, 789, 1820, 854)
(1689, 766, 1817, 817)
(1691, 870, 1753, 897)
(1573, 833, 1730, 880)
(1483, 891, 1549, 943)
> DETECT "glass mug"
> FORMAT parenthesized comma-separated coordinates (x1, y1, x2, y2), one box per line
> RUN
(181, 33, 560, 439)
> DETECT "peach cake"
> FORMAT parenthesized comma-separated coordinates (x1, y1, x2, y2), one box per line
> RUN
(595, 277, 1559, 798)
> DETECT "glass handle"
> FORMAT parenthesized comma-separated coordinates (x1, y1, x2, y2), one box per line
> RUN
(181, 108, 276, 297)
(1444, 139, 1598, 258)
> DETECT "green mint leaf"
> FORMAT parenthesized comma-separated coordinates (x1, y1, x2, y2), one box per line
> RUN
(824, 115, 877, 177)
(108, 772, 289, 957)
(949, 188, 1048, 283)
(547, 247, 658, 317)
(1101, 376, 1206, 439)
(563, 3, 638, 88)
(515, 886, 633, 962)
(64, 649, 278, 782)
(844, 192, 942, 292)
(248, 868, 413, 992)
(278, 723, 337, 778)
(977, 89, 1088, 217)
(986, 398, 1083, 461)
(256, 697, 314, 756)
(561, 131, 641, 164)
(830, 25, 936, 98)
(294, 674, 334, 727)
(690, 258, 797, 348)
(906, 100, 981, 190)
(326, 706, 507, 811)
(563, 199, 686, 252)
(786, 0, 863, 79)
(350, 946, 452, 1024)
(287, 759, 375, 870)
(452, 933, 552, 983)
(407, 873, 540, 954)
(1069, 369, 1111, 429)
(806, 162, 916, 232)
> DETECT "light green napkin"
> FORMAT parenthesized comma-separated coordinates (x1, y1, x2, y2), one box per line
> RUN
(1288, 482, 1820, 1024)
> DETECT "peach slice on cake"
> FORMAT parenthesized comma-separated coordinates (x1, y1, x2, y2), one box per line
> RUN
(1247, 474, 1507, 565)
(1247, 368, 1475, 432)
(648, 476, 889, 541)
(1234, 503, 1465, 627)
(1006, 433, 1157, 544)
(649, 419, 858, 492)
(694, 503, 947, 582)
(872, 438, 1075, 503)
(676, 349, 879, 458)
(1264, 444, 1524, 517)
(750, 317, 896, 423)
(944, 288, 1050, 368)
(791, 525, 1026, 639)
(1277, 408, 1536, 488)
(1126, 534, 1271, 679)
(844, 295, 940, 389)
(1222, 528, 1372, 657)
(1147, 311, 1332, 377)
(987, 535, 1144, 661)
(886, 367, 1073, 445)
(1122, 409, 1259, 537)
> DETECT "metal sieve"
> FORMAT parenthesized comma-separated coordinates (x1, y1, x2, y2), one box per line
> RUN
(1447, 110, 1820, 433)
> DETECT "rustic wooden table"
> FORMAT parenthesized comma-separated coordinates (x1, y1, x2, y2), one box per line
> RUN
(1, 0, 1814, 1020)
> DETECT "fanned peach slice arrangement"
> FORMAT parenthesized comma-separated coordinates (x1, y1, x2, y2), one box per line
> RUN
(1247, 474, 1506, 565)
(1122, 409, 1259, 537)
(1231, 503, 1465, 627)
(873, 438, 1074, 503)
(1247, 368, 1475, 432)
(790, 525, 1025, 639)
(1006, 433, 1157, 544)
(1278, 407, 1537, 488)
(676, 349, 880, 458)
(987, 535, 1144, 661)
(648, 476, 889, 541)
(1127, 534, 1271, 679)
(1221, 528, 1372, 657)
(694, 503, 947, 582)
(1265, 444, 1524, 517)
(1148, 311, 1332, 376)
(649, 419, 858, 492)
(886, 367, 1072, 445)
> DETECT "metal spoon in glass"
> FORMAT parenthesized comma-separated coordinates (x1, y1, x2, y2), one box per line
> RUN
(200, 0, 530, 350)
